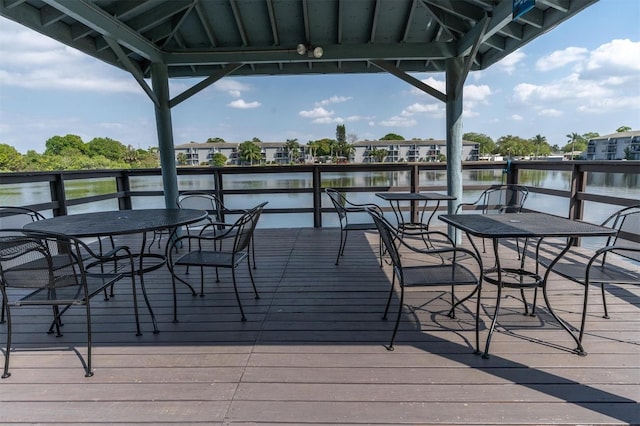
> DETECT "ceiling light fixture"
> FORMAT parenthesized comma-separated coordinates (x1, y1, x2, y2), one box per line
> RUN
(296, 43, 323, 59)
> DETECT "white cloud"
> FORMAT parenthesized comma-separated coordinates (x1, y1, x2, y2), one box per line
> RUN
(410, 77, 446, 96)
(403, 103, 441, 115)
(0, 21, 139, 94)
(299, 107, 334, 118)
(536, 47, 588, 71)
(214, 79, 252, 97)
(511, 114, 524, 121)
(379, 116, 417, 127)
(228, 99, 261, 109)
(313, 116, 344, 124)
(345, 115, 374, 122)
(581, 39, 640, 79)
(495, 50, 526, 75)
(538, 109, 563, 117)
(315, 95, 352, 106)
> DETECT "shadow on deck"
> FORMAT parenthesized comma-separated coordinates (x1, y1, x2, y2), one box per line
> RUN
(1, 227, 638, 424)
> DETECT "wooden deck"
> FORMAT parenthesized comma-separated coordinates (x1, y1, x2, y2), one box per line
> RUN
(1, 227, 638, 425)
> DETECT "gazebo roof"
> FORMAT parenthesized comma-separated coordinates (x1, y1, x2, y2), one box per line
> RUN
(0, 0, 597, 79)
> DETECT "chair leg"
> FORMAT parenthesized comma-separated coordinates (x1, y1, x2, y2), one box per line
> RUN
(600, 283, 610, 319)
(231, 269, 247, 322)
(84, 303, 94, 377)
(2, 307, 12, 378)
(382, 275, 396, 320)
(387, 286, 404, 351)
(247, 258, 260, 300)
(335, 229, 347, 265)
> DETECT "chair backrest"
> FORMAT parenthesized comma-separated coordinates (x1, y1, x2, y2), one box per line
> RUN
(368, 210, 402, 272)
(0, 231, 80, 293)
(602, 204, 640, 262)
(326, 188, 348, 222)
(0, 206, 46, 236)
(177, 192, 223, 225)
(480, 185, 529, 214)
(230, 201, 268, 254)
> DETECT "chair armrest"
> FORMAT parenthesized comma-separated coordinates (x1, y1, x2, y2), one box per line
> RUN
(455, 202, 474, 213)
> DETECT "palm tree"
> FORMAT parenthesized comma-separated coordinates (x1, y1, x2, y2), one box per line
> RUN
(566, 132, 580, 159)
(284, 139, 300, 163)
(533, 134, 546, 159)
(238, 140, 262, 165)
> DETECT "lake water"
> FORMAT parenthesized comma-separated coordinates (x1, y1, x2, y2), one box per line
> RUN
(2, 169, 638, 230)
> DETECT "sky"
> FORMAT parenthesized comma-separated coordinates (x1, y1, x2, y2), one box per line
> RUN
(0, 1, 639, 155)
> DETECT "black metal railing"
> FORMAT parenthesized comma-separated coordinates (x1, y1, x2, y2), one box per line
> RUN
(2, 161, 638, 229)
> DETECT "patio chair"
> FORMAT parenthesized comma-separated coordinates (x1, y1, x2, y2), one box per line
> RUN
(167, 201, 267, 322)
(0, 229, 138, 378)
(176, 191, 260, 268)
(1, 206, 46, 323)
(536, 204, 640, 347)
(325, 188, 383, 266)
(455, 184, 530, 257)
(368, 209, 483, 352)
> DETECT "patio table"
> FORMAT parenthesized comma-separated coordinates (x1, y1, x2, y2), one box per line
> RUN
(438, 212, 617, 357)
(23, 208, 208, 334)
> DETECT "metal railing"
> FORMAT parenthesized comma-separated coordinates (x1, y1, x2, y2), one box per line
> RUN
(2, 161, 638, 229)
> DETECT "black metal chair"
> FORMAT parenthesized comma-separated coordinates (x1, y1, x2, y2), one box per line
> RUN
(0, 229, 139, 378)
(325, 188, 383, 266)
(368, 209, 483, 352)
(176, 191, 260, 268)
(167, 201, 267, 322)
(456, 184, 530, 256)
(0, 206, 47, 323)
(537, 204, 640, 348)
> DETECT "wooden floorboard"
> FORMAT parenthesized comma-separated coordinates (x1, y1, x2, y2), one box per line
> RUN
(1, 227, 638, 425)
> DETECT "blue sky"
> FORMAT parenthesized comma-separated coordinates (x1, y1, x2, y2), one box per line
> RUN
(0, 0, 639, 154)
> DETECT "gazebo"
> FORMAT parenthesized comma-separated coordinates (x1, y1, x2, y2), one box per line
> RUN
(0, 0, 598, 216)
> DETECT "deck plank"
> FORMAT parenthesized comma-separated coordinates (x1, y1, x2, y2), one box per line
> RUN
(0, 227, 638, 425)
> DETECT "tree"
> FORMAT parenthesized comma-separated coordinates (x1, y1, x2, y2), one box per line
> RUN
(370, 148, 388, 162)
(211, 152, 227, 166)
(347, 133, 358, 144)
(177, 152, 188, 166)
(306, 138, 334, 157)
(0, 143, 24, 171)
(336, 124, 346, 144)
(86, 137, 127, 161)
(616, 126, 632, 133)
(530, 134, 552, 158)
(45, 134, 86, 156)
(207, 137, 226, 143)
(496, 135, 531, 157)
(564, 132, 588, 158)
(284, 139, 300, 163)
(463, 132, 496, 156)
(380, 133, 405, 141)
(238, 140, 262, 165)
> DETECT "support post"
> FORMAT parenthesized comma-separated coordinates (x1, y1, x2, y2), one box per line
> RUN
(446, 57, 465, 243)
(150, 62, 179, 209)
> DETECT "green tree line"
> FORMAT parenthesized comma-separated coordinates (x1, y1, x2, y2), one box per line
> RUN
(0, 134, 160, 172)
(2, 126, 632, 171)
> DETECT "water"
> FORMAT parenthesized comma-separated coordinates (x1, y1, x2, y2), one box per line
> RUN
(2, 170, 638, 229)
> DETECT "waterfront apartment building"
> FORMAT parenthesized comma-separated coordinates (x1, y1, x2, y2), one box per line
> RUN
(174, 139, 480, 166)
(585, 131, 640, 160)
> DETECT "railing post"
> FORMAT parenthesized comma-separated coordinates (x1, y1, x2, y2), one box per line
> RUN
(50, 173, 67, 217)
(313, 165, 322, 228)
(569, 163, 586, 221)
(116, 171, 132, 210)
(410, 164, 420, 223)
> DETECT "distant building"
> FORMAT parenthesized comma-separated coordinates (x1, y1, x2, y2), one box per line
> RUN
(174, 139, 479, 165)
(352, 139, 479, 163)
(585, 131, 640, 160)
